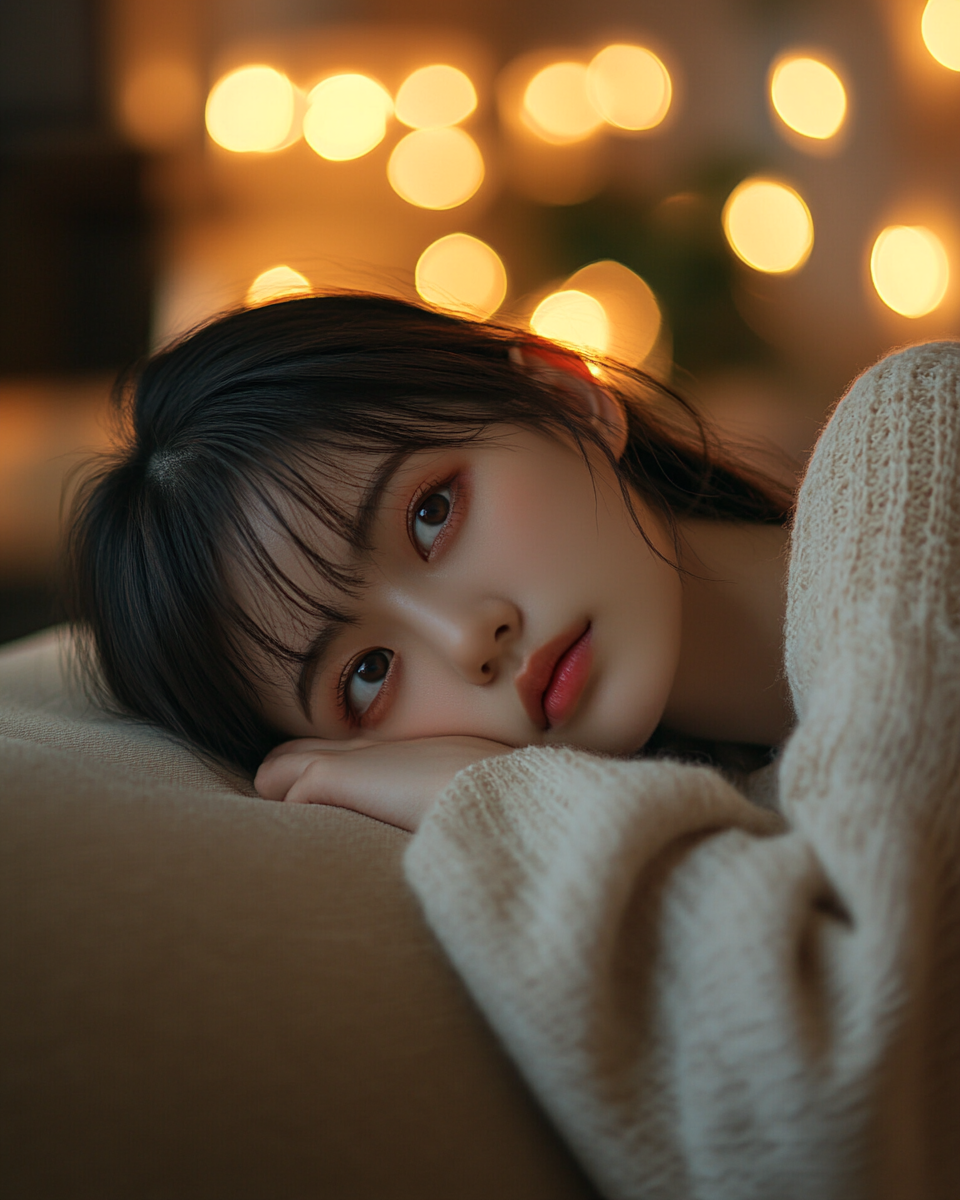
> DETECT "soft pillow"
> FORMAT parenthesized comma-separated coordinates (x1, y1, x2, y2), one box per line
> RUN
(0, 627, 253, 793)
(1, 630, 597, 1199)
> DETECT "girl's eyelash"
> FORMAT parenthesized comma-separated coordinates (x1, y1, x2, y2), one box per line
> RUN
(335, 650, 392, 726)
(408, 473, 461, 558)
(335, 659, 353, 723)
(409, 474, 449, 530)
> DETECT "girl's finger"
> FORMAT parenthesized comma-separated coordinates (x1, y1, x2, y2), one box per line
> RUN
(283, 757, 347, 806)
(254, 748, 328, 800)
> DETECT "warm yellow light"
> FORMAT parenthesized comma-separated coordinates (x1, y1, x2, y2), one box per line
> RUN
(922, 0, 960, 70)
(530, 290, 609, 355)
(246, 266, 312, 306)
(119, 59, 199, 149)
(303, 74, 392, 161)
(770, 55, 847, 140)
(563, 261, 661, 364)
(870, 226, 949, 317)
(586, 44, 672, 131)
(387, 128, 484, 209)
(522, 62, 604, 144)
(205, 65, 296, 152)
(415, 233, 507, 318)
(395, 64, 477, 128)
(722, 178, 814, 273)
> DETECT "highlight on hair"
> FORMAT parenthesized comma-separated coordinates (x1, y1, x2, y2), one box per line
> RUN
(64, 291, 792, 777)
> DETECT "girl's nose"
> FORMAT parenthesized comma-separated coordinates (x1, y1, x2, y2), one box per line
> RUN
(424, 597, 521, 684)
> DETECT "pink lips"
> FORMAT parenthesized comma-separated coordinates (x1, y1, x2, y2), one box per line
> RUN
(515, 623, 592, 730)
(543, 627, 593, 727)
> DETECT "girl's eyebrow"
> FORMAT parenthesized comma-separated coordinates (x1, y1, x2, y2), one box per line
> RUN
(294, 448, 414, 721)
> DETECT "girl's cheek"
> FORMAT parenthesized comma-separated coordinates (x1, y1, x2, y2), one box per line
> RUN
(465, 484, 555, 582)
(383, 666, 515, 744)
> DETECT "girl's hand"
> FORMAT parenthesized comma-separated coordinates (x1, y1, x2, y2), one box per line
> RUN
(254, 735, 514, 832)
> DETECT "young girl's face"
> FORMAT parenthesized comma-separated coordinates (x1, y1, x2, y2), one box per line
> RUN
(241, 423, 683, 758)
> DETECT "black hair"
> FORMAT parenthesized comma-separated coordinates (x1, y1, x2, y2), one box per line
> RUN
(64, 291, 792, 777)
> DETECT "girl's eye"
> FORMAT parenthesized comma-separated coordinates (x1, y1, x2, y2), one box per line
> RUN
(346, 649, 393, 716)
(412, 486, 452, 555)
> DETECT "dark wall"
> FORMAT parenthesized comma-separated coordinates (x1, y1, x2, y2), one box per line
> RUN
(0, 0, 152, 374)
(0, 0, 154, 643)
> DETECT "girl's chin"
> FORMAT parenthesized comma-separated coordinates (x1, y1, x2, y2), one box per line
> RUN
(543, 722, 651, 758)
(581, 711, 666, 757)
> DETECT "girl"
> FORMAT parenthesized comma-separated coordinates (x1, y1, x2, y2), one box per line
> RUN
(66, 293, 960, 1198)
(66, 292, 792, 790)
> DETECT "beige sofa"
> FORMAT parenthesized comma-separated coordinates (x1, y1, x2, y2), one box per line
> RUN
(1, 629, 598, 1199)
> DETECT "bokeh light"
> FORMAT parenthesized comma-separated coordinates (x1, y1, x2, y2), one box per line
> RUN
(586, 44, 672, 131)
(870, 226, 949, 317)
(246, 265, 312, 306)
(922, 0, 960, 70)
(563, 261, 661, 365)
(415, 233, 507, 318)
(395, 65, 477, 128)
(722, 178, 814, 273)
(303, 74, 392, 161)
(522, 62, 605, 143)
(770, 55, 847, 140)
(387, 127, 485, 209)
(205, 65, 296, 152)
(530, 289, 610, 355)
(119, 59, 200, 149)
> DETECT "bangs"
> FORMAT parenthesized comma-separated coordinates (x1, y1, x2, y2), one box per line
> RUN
(218, 426, 495, 679)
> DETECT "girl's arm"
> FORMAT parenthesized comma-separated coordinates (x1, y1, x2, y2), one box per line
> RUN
(403, 343, 960, 1200)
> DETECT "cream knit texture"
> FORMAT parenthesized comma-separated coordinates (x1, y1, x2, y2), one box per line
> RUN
(404, 343, 960, 1200)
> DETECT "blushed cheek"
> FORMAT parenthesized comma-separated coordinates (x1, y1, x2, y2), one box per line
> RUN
(470, 472, 583, 587)
(383, 667, 524, 745)
(598, 618, 680, 753)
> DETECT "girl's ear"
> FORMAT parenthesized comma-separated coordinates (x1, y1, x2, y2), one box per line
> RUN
(509, 344, 629, 459)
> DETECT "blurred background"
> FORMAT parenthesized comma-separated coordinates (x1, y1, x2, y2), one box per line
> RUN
(1, 0, 958, 643)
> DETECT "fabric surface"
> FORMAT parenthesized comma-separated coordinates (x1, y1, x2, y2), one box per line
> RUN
(0, 628, 254, 794)
(405, 343, 960, 1199)
(1, 655, 598, 1196)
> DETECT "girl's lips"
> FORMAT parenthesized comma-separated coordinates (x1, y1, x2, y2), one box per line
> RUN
(516, 622, 592, 730)
(543, 626, 592, 727)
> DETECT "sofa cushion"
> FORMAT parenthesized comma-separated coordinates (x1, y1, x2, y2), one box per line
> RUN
(0, 633, 598, 1199)
(0, 627, 253, 793)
